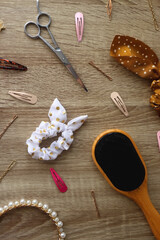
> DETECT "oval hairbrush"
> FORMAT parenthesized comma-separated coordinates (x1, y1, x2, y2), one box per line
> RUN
(92, 129, 160, 240)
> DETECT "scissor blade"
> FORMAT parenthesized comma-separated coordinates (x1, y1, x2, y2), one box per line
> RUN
(40, 44, 88, 92)
(65, 64, 88, 92)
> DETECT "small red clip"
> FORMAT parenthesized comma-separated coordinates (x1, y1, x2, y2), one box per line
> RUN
(50, 168, 68, 193)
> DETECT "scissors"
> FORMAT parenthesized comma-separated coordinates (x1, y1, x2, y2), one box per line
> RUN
(24, 0, 88, 92)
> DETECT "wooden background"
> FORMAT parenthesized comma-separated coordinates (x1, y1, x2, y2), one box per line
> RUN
(0, 0, 160, 239)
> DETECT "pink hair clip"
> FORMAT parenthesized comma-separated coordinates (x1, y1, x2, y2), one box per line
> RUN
(75, 12, 84, 42)
(50, 168, 68, 193)
(157, 131, 160, 152)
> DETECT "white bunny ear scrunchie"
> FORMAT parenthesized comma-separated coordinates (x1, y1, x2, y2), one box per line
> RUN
(26, 98, 88, 161)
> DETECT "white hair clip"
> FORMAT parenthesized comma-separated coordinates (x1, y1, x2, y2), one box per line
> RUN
(26, 98, 88, 161)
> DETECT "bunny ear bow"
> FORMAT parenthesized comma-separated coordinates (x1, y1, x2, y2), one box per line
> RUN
(48, 98, 67, 124)
(26, 98, 88, 161)
(110, 35, 160, 115)
(48, 98, 87, 131)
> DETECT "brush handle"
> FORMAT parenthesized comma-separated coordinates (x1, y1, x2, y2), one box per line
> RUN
(134, 185, 160, 240)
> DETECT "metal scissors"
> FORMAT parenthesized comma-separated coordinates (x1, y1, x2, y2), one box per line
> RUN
(24, 0, 87, 92)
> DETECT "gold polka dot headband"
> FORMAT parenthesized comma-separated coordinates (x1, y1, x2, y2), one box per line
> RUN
(0, 199, 66, 239)
(110, 35, 160, 114)
(26, 98, 88, 160)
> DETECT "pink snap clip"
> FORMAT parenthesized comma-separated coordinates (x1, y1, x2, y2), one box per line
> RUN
(157, 131, 160, 152)
(75, 12, 84, 42)
(50, 168, 68, 193)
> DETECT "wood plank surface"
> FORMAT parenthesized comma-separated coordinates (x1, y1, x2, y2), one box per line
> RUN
(0, 0, 160, 239)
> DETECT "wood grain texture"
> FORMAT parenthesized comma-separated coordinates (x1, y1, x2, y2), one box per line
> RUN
(0, 0, 160, 239)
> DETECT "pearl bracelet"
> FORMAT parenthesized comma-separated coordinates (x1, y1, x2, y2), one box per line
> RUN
(0, 199, 66, 239)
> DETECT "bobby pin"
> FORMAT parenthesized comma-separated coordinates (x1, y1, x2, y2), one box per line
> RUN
(106, 0, 112, 20)
(147, 0, 159, 31)
(0, 115, 18, 140)
(89, 61, 112, 81)
(0, 160, 17, 182)
(91, 190, 100, 218)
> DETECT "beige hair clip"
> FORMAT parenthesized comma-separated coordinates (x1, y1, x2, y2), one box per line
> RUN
(8, 91, 37, 105)
(111, 92, 129, 117)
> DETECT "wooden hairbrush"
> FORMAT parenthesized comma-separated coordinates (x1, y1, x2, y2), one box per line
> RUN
(92, 129, 160, 240)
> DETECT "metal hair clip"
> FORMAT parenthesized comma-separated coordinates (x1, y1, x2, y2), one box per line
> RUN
(8, 91, 37, 105)
(0, 58, 27, 71)
(75, 12, 84, 42)
(50, 168, 68, 193)
(157, 131, 160, 152)
(111, 92, 129, 117)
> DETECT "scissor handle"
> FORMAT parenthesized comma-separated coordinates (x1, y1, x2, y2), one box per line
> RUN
(24, 21, 40, 39)
(37, 12, 51, 28)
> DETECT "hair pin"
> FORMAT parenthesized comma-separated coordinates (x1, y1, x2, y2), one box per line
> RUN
(8, 91, 37, 105)
(91, 190, 100, 218)
(75, 12, 84, 42)
(0, 161, 17, 182)
(0, 115, 18, 140)
(157, 131, 160, 152)
(106, 0, 112, 20)
(147, 0, 159, 31)
(50, 168, 68, 193)
(89, 61, 112, 81)
(111, 92, 129, 117)
(0, 58, 27, 71)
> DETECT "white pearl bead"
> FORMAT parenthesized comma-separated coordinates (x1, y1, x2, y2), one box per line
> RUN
(20, 199, 25, 205)
(59, 228, 63, 233)
(3, 205, 8, 211)
(60, 232, 66, 239)
(42, 204, 48, 211)
(38, 202, 43, 208)
(57, 221, 63, 227)
(47, 209, 52, 214)
(32, 199, 38, 206)
(0, 207, 3, 213)
(51, 211, 57, 218)
(15, 201, 19, 206)
(54, 217, 59, 223)
(27, 200, 31, 206)
(8, 202, 14, 208)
